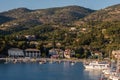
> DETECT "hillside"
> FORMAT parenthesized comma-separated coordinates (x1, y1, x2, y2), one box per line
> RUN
(0, 6, 94, 34)
(0, 4, 120, 57)
(0, 15, 14, 24)
(0, 8, 32, 18)
(75, 4, 120, 25)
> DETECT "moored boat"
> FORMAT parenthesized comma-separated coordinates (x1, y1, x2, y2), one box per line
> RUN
(109, 73, 120, 80)
(84, 61, 109, 70)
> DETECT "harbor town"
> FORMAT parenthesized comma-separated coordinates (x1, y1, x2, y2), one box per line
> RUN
(0, 1, 120, 80)
(0, 47, 120, 80)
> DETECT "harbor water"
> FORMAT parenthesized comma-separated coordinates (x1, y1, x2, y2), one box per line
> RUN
(0, 62, 102, 80)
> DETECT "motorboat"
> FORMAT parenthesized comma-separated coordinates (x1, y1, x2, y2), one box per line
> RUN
(84, 61, 109, 70)
(109, 73, 120, 80)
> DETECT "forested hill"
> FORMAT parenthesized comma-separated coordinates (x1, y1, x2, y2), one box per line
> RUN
(0, 6, 94, 33)
(0, 15, 14, 24)
(0, 4, 120, 57)
(75, 4, 120, 25)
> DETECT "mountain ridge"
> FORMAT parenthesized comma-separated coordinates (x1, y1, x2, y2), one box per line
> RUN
(75, 4, 120, 26)
(0, 5, 95, 33)
(0, 4, 120, 34)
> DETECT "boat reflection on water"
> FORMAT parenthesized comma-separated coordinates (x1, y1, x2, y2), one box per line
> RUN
(0, 61, 103, 80)
(84, 69, 102, 80)
(84, 61, 109, 70)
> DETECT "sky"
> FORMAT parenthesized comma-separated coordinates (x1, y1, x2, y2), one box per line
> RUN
(0, 0, 120, 12)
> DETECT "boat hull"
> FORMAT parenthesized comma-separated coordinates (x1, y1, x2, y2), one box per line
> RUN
(84, 65, 108, 70)
(84, 61, 109, 70)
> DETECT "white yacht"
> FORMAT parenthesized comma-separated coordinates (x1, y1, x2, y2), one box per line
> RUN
(103, 68, 116, 75)
(109, 73, 120, 80)
(84, 61, 109, 70)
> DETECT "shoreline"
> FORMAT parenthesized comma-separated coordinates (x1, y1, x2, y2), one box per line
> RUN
(0, 57, 96, 63)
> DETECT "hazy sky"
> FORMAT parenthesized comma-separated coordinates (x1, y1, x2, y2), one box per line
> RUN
(0, 0, 120, 12)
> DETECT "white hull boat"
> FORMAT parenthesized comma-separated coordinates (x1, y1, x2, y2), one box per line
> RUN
(84, 61, 109, 70)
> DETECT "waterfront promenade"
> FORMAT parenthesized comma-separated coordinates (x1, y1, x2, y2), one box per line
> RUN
(0, 57, 87, 63)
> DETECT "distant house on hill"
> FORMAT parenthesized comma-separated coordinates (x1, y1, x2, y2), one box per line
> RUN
(69, 27, 77, 31)
(24, 35, 36, 41)
(24, 49, 41, 58)
(8, 48, 24, 57)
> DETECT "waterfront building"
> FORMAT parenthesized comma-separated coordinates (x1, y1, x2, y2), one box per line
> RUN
(49, 48, 64, 58)
(112, 50, 120, 59)
(69, 27, 77, 31)
(24, 49, 41, 58)
(8, 48, 24, 57)
(91, 50, 103, 59)
(24, 35, 36, 41)
(112, 50, 120, 73)
(64, 49, 75, 59)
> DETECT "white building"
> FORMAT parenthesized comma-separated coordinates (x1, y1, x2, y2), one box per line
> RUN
(64, 49, 71, 59)
(8, 48, 24, 57)
(64, 49, 75, 59)
(112, 50, 120, 73)
(112, 50, 120, 59)
(24, 49, 41, 58)
(24, 35, 36, 41)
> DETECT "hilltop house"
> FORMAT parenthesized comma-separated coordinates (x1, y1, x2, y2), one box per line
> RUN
(69, 27, 77, 31)
(24, 35, 36, 41)
(112, 50, 120, 73)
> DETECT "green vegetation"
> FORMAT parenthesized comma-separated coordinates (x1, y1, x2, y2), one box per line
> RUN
(0, 4, 120, 58)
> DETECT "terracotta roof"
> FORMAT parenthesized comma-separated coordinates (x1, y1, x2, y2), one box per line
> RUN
(25, 49, 40, 51)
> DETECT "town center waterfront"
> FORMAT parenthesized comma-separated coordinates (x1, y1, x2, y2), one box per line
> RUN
(0, 62, 102, 80)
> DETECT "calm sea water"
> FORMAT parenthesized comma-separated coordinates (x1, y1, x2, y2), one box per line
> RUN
(0, 62, 101, 80)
